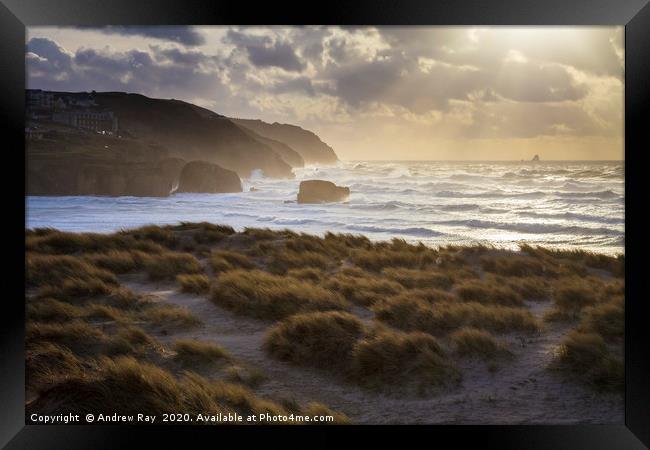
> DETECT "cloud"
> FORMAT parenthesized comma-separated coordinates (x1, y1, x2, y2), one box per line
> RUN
(26, 37, 227, 100)
(225, 30, 305, 72)
(91, 26, 206, 46)
(25, 26, 624, 151)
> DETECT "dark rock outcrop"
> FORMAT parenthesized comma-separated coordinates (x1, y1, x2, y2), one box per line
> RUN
(232, 118, 338, 165)
(297, 180, 350, 204)
(177, 161, 242, 193)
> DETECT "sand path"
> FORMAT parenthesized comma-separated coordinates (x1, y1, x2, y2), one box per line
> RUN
(121, 275, 623, 424)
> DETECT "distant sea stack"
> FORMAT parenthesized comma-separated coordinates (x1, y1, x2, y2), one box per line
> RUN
(232, 118, 338, 165)
(297, 180, 350, 204)
(177, 161, 242, 193)
(532, 154, 540, 161)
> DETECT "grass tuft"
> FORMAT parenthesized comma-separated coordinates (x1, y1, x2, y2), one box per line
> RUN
(173, 339, 230, 367)
(351, 329, 460, 392)
(264, 311, 365, 368)
(177, 274, 210, 295)
(449, 327, 511, 359)
(211, 270, 349, 320)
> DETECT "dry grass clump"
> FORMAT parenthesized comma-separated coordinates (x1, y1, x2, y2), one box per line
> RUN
(520, 244, 624, 277)
(139, 305, 201, 329)
(264, 311, 365, 368)
(492, 275, 550, 300)
(26, 321, 106, 355)
(177, 273, 211, 294)
(374, 298, 540, 335)
(324, 231, 373, 248)
(27, 298, 84, 321)
(26, 356, 306, 421)
(266, 249, 333, 275)
(350, 248, 436, 272)
(26, 319, 159, 358)
(26, 342, 86, 392)
(480, 255, 546, 277)
(173, 339, 230, 367)
(27, 254, 117, 287)
(103, 326, 161, 356)
(284, 233, 338, 257)
(324, 272, 404, 306)
(37, 277, 115, 301)
(210, 249, 255, 271)
(85, 304, 131, 322)
(103, 287, 154, 310)
(211, 270, 349, 319)
(351, 329, 460, 392)
(242, 227, 280, 241)
(544, 278, 603, 321)
(143, 251, 203, 281)
(171, 222, 235, 244)
(120, 225, 178, 248)
(555, 330, 623, 391)
(83, 250, 148, 274)
(286, 267, 324, 282)
(391, 288, 457, 304)
(27, 356, 186, 415)
(25, 230, 161, 255)
(449, 327, 511, 359)
(579, 296, 624, 339)
(382, 267, 454, 290)
(455, 280, 524, 307)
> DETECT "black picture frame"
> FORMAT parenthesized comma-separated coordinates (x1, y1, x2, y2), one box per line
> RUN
(3, 0, 649, 448)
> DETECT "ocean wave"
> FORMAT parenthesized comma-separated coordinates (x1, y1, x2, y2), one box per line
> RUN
(344, 224, 444, 237)
(437, 204, 480, 212)
(353, 200, 412, 211)
(517, 211, 624, 225)
(436, 219, 622, 236)
(554, 190, 620, 200)
(435, 190, 546, 199)
(269, 218, 345, 227)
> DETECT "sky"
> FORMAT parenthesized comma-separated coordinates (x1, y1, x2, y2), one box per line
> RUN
(26, 26, 624, 161)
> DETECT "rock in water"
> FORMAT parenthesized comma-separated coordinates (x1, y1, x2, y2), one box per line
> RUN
(177, 161, 242, 193)
(532, 154, 540, 161)
(297, 180, 350, 204)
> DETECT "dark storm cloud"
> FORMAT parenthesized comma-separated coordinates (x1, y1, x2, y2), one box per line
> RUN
(270, 76, 315, 96)
(26, 37, 226, 100)
(26, 37, 73, 78)
(225, 30, 305, 72)
(91, 26, 206, 46)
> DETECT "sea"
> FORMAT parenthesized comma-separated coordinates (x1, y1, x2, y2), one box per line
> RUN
(26, 160, 625, 255)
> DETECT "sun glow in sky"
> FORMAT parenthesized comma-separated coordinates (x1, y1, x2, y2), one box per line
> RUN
(26, 26, 624, 161)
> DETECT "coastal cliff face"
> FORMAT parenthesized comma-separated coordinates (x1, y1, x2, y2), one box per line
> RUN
(27, 90, 341, 196)
(231, 118, 338, 165)
(26, 129, 240, 197)
(93, 93, 294, 178)
(235, 126, 305, 168)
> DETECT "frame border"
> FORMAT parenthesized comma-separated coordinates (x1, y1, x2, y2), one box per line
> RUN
(3, 0, 649, 447)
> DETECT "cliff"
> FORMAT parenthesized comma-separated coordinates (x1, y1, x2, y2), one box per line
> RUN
(26, 128, 240, 197)
(231, 118, 338, 165)
(93, 92, 294, 178)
